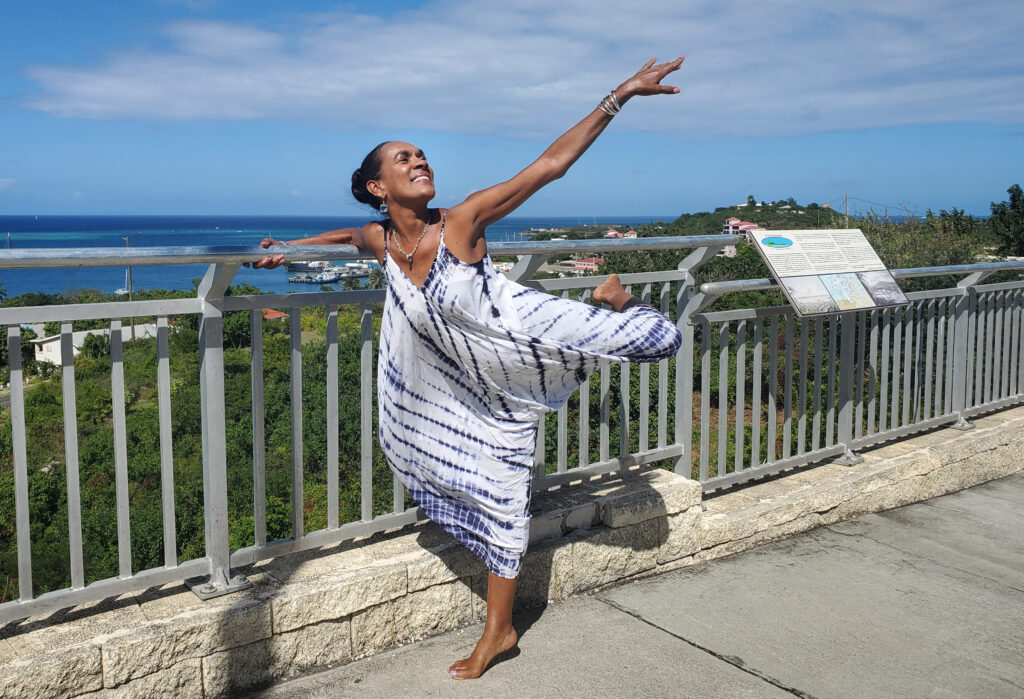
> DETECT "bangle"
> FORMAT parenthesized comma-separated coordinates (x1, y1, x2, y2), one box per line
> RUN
(598, 90, 622, 117)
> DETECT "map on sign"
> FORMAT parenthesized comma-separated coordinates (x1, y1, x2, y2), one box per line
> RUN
(749, 229, 909, 317)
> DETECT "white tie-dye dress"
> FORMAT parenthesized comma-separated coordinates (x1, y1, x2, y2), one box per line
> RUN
(378, 213, 682, 578)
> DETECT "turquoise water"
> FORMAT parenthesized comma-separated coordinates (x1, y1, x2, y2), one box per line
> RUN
(0, 214, 669, 297)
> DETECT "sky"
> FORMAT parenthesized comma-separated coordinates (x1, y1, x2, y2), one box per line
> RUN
(1, 0, 1022, 218)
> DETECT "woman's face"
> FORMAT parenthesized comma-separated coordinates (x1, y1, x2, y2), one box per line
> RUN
(372, 141, 435, 207)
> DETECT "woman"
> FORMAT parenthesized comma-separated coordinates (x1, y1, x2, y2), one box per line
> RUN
(256, 56, 685, 679)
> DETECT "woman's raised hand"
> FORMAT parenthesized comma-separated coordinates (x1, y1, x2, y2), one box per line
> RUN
(618, 56, 685, 98)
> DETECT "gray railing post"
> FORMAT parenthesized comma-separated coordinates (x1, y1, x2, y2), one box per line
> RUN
(675, 247, 724, 476)
(835, 313, 864, 465)
(950, 272, 991, 430)
(187, 263, 253, 600)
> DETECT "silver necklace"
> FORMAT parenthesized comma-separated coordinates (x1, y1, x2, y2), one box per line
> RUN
(391, 212, 432, 264)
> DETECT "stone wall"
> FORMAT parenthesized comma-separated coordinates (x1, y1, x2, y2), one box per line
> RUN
(2, 406, 1022, 697)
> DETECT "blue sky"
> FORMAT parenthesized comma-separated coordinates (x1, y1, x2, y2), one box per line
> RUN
(1, 0, 1022, 217)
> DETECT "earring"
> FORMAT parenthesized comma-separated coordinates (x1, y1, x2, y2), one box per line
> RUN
(379, 196, 388, 214)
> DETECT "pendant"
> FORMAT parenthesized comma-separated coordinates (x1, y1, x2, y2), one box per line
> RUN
(406, 253, 413, 263)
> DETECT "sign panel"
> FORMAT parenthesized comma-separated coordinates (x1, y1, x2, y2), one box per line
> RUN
(750, 229, 909, 316)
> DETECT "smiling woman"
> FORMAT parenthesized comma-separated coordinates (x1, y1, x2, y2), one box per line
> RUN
(254, 56, 686, 679)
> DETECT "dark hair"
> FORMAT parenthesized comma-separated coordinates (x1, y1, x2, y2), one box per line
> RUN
(351, 141, 391, 210)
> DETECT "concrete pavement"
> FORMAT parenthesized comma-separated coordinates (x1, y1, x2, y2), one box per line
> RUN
(254, 473, 1024, 698)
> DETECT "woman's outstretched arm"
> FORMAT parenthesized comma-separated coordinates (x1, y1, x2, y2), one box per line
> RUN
(252, 221, 385, 268)
(444, 56, 684, 259)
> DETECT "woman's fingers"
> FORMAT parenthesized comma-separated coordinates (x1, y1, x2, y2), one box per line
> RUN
(642, 57, 657, 70)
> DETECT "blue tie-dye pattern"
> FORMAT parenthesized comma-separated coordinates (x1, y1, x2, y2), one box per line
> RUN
(378, 213, 682, 578)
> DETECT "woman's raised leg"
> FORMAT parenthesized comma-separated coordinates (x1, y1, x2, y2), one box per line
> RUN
(449, 572, 519, 679)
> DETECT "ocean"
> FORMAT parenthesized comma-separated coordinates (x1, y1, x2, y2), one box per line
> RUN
(0, 214, 670, 298)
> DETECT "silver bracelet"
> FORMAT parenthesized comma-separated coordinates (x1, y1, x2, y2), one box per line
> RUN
(598, 90, 622, 117)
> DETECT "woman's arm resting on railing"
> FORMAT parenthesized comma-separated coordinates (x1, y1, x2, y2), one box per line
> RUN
(252, 221, 384, 269)
(443, 56, 685, 263)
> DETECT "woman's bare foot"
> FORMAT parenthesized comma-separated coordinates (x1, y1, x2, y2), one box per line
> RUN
(448, 625, 518, 680)
(593, 274, 634, 311)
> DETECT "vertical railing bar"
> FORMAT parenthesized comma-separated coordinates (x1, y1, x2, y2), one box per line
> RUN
(988, 293, 1000, 401)
(534, 418, 546, 478)
(60, 323, 86, 587)
(1011, 291, 1022, 397)
(249, 310, 266, 548)
(717, 321, 729, 476)
(867, 310, 879, 435)
(855, 311, 865, 438)
(797, 317, 808, 455)
(599, 362, 610, 463)
(972, 292, 984, 408)
(766, 317, 778, 464)
(734, 319, 746, 473)
(619, 284, 632, 461)
(638, 283, 652, 454)
(289, 310, 304, 539)
(326, 305, 339, 529)
(1000, 292, 1012, 399)
(699, 318, 711, 480)
(751, 320, 763, 469)
(984, 293, 995, 404)
(923, 300, 935, 420)
(677, 281, 694, 476)
(902, 305, 914, 427)
(812, 317, 823, 452)
(944, 298, 955, 412)
(782, 315, 794, 460)
(890, 308, 903, 428)
(837, 314, 856, 455)
(657, 282, 669, 449)
(579, 290, 592, 468)
(359, 304, 374, 521)
(826, 316, 837, 446)
(934, 299, 946, 414)
(879, 309, 891, 434)
(558, 291, 570, 472)
(8, 327, 32, 599)
(109, 320, 132, 577)
(156, 317, 177, 567)
(913, 303, 926, 423)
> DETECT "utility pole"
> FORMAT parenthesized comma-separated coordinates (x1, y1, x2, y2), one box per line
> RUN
(844, 191, 849, 228)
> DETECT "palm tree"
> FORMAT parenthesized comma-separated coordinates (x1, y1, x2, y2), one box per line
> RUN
(366, 267, 386, 290)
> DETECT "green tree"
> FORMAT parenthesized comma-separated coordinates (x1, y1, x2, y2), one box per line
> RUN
(79, 332, 109, 359)
(366, 267, 386, 290)
(990, 184, 1024, 255)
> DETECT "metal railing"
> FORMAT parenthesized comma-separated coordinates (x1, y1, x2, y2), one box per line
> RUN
(2, 237, 1023, 623)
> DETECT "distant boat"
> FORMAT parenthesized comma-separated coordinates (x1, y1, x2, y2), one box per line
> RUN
(115, 269, 130, 296)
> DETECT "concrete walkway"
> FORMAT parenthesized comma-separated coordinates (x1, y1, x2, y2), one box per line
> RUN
(255, 473, 1024, 699)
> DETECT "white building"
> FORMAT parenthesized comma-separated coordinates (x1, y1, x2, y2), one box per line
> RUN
(33, 324, 158, 365)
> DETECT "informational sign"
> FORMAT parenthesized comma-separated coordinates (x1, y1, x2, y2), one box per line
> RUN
(750, 229, 909, 317)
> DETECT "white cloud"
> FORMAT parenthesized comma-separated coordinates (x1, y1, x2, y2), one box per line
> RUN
(0, 178, 15, 191)
(22, 0, 1024, 139)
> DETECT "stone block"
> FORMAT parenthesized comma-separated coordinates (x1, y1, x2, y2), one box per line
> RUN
(202, 617, 352, 696)
(406, 541, 486, 593)
(79, 659, 203, 699)
(0, 643, 102, 698)
(392, 580, 474, 644)
(517, 539, 575, 608)
(101, 596, 271, 687)
(570, 518, 665, 593)
(349, 601, 396, 657)
(656, 504, 704, 564)
(597, 474, 700, 529)
(271, 561, 407, 634)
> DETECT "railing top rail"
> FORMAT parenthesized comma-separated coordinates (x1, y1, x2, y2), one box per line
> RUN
(0, 235, 739, 270)
(698, 259, 1024, 296)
